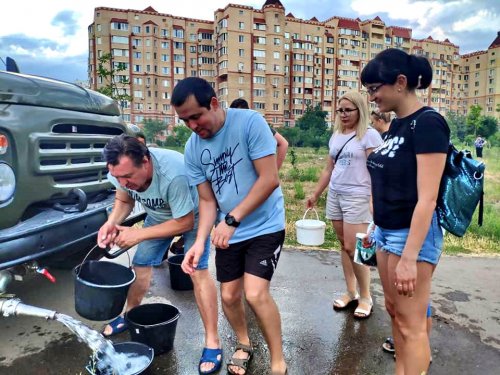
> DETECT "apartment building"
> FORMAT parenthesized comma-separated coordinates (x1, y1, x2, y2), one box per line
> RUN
(88, 0, 499, 130)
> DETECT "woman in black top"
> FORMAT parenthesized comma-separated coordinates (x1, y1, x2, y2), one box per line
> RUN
(361, 48, 450, 374)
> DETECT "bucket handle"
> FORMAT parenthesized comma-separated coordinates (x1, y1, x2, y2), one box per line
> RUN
(102, 245, 133, 259)
(75, 244, 132, 277)
(302, 208, 320, 221)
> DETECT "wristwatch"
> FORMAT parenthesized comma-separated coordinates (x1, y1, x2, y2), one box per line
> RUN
(224, 214, 240, 228)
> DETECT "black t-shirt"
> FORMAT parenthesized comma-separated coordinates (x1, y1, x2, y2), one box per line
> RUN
(367, 107, 450, 229)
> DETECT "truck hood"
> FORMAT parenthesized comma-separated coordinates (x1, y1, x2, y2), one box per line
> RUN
(0, 71, 121, 116)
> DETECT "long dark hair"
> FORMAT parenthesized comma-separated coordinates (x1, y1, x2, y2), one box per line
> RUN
(361, 48, 433, 90)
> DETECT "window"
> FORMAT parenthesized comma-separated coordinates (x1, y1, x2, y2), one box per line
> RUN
(161, 28, 168, 37)
(255, 36, 266, 44)
(239, 22, 245, 29)
(239, 76, 244, 84)
(174, 42, 184, 49)
(274, 38, 280, 45)
(254, 23, 266, 31)
(274, 25, 280, 32)
(133, 90, 143, 98)
(254, 63, 266, 71)
(273, 52, 280, 59)
(173, 28, 184, 38)
(111, 36, 127, 44)
(111, 22, 128, 31)
(133, 65, 141, 72)
(145, 26, 150, 33)
(161, 41, 169, 49)
(253, 76, 266, 84)
(239, 35, 244, 43)
(174, 67, 185, 74)
(253, 50, 266, 58)
(239, 49, 244, 57)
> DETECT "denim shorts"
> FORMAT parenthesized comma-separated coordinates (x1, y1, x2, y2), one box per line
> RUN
(373, 212, 443, 265)
(133, 216, 211, 269)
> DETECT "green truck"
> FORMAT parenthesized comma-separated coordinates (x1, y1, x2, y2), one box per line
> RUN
(0, 63, 144, 289)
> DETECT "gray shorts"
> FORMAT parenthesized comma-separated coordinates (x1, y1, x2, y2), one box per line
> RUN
(325, 190, 372, 224)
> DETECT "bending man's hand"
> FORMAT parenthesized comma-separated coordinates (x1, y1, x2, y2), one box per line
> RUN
(97, 221, 119, 248)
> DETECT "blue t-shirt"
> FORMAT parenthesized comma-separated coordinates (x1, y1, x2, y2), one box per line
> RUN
(184, 108, 285, 243)
(108, 148, 198, 225)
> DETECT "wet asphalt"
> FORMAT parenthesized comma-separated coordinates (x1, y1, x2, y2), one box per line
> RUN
(0, 248, 499, 375)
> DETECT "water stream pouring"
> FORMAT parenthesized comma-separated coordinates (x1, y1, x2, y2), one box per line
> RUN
(0, 298, 153, 374)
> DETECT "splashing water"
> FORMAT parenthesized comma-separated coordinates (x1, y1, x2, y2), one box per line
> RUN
(55, 313, 150, 375)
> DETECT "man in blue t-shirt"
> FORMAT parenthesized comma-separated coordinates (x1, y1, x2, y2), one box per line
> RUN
(172, 77, 287, 375)
(98, 135, 221, 374)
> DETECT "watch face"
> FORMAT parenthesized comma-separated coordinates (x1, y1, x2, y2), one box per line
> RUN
(225, 214, 239, 227)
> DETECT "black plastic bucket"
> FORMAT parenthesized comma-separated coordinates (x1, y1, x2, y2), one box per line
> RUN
(125, 303, 180, 356)
(86, 341, 154, 375)
(74, 260, 135, 321)
(167, 254, 193, 291)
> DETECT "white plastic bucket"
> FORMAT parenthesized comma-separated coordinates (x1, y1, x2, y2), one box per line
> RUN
(295, 208, 326, 246)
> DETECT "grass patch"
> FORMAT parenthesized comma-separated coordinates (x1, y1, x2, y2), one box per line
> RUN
(280, 146, 500, 255)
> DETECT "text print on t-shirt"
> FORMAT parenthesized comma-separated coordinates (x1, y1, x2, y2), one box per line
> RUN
(129, 191, 165, 210)
(337, 151, 353, 167)
(201, 144, 243, 195)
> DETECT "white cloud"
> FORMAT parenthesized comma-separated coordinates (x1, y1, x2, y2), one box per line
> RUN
(1, 0, 263, 58)
(452, 9, 498, 32)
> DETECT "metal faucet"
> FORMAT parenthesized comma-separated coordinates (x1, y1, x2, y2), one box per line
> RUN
(0, 298, 57, 320)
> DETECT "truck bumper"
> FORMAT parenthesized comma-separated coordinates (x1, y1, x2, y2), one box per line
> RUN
(0, 194, 145, 270)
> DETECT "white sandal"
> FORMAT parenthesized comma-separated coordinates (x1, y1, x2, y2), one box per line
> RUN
(354, 297, 373, 319)
(333, 291, 359, 310)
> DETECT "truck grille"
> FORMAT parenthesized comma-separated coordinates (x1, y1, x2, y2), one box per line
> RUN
(32, 129, 123, 187)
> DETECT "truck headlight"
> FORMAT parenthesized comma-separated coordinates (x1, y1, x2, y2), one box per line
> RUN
(0, 163, 15, 203)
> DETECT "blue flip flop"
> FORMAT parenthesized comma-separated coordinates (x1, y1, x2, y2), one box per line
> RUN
(199, 347, 223, 374)
(102, 316, 128, 337)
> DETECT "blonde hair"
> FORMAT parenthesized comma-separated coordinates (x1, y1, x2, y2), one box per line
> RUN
(334, 91, 370, 140)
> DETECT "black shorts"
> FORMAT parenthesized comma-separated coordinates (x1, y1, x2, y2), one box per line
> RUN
(215, 230, 285, 283)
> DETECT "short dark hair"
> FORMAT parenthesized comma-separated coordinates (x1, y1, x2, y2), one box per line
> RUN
(171, 77, 215, 109)
(230, 98, 249, 109)
(361, 48, 432, 90)
(135, 132, 146, 142)
(103, 134, 150, 167)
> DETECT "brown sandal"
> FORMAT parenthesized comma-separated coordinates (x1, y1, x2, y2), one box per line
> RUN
(227, 342, 254, 375)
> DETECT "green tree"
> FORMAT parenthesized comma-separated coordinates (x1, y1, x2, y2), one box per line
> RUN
(172, 125, 193, 147)
(465, 105, 482, 136)
(95, 52, 131, 109)
(296, 105, 328, 135)
(478, 116, 498, 139)
(446, 111, 467, 141)
(142, 119, 165, 143)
